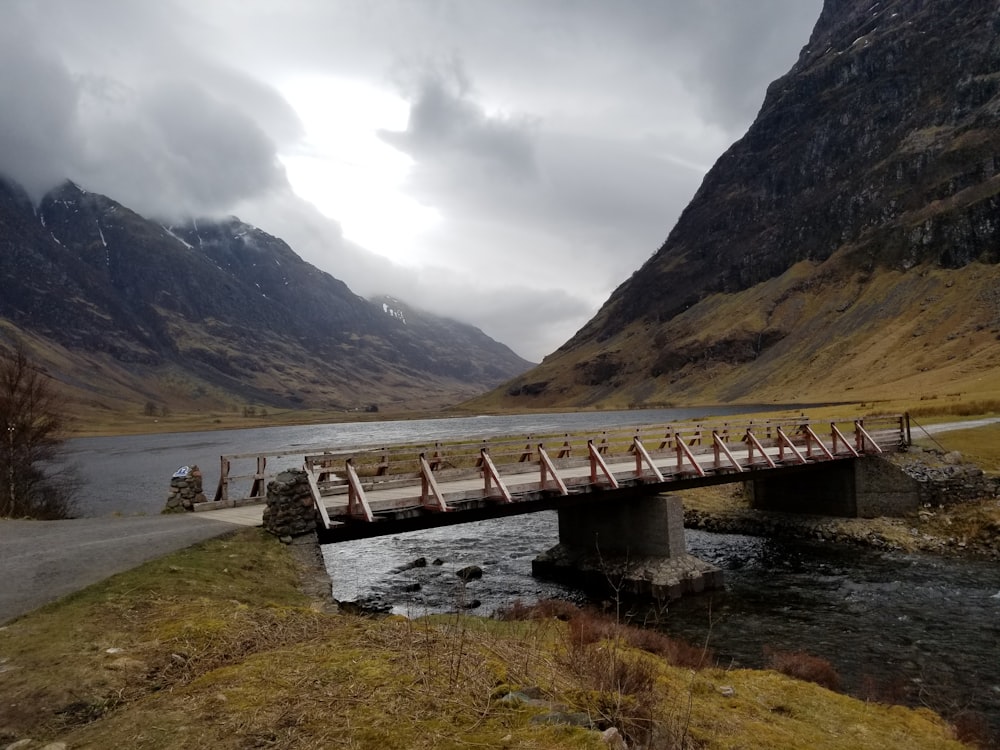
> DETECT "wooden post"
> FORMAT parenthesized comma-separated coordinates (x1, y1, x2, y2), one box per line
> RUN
(305, 463, 333, 530)
(776, 427, 807, 464)
(428, 443, 444, 470)
(480, 449, 513, 502)
(588, 440, 620, 488)
(213, 456, 230, 502)
(633, 438, 665, 481)
(745, 429, 776, 469)
(597, 431, 610, 454)
(249, 455, 267, 499)
(674, 433, 707, 477)
(539, 445, 569, 495)
(658, 430, 673, 451)
(519, 437, 534, 462)
(855, 421, 884, 454)
(713, 431, 744, 472)
(831, 423, 859, 457)
(802, 424, 834, 460)
(345, 459, 374, 522)
(419, 454, 448, 512)
(558, 435, 572, 459)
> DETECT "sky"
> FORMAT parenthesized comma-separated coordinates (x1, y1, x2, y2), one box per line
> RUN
(0, 0, 824, 362)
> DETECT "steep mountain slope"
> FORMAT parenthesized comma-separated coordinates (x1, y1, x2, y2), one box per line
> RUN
(488, 0, 1000, 410)
(0, 178, 532, 417)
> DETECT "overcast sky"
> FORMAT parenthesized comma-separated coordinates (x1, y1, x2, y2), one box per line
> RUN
(0, 0, 823, 361)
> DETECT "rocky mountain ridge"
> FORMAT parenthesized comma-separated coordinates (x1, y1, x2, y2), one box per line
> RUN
(0, 177, 532, 416)
(486, 0, 1000, 410)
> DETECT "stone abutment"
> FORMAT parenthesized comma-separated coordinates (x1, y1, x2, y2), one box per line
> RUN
(261, 468, 319, 539)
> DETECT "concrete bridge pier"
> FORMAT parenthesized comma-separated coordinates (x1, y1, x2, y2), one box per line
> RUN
(532, 494, 723, 602)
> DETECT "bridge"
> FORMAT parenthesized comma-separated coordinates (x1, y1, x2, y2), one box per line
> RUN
(197, 413, 908, 600)
(291, 413, 908, 543)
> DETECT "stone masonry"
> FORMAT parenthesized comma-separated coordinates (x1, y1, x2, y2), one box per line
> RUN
(262, 468, 319, 538)
(163, 465, 206, 513)
(893, 450, 1000, 506)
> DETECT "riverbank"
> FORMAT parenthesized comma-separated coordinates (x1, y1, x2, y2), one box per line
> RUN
(681, 448, 1000, 561)
(0, 528, 973, 750)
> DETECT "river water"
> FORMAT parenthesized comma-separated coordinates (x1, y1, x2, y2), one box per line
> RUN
(63, 409, 1000, 738)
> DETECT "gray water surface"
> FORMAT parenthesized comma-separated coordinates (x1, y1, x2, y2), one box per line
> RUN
(65, 405, 783, 517)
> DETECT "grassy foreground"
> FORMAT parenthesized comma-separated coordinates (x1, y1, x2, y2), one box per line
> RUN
(0, 529, 969, 749)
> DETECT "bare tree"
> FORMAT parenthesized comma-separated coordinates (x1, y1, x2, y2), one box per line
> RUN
(0, 344, 77, 519)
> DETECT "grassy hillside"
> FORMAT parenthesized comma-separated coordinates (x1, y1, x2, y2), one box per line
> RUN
(477, 258, 1000, 414)
(0, 529, 973, 749)
(0, 320, 492, 435)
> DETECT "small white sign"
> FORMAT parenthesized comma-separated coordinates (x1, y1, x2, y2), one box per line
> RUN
(172, 466, 190, 478)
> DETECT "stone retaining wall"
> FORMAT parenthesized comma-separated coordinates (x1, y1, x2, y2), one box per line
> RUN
(894, 450, 1000, 506)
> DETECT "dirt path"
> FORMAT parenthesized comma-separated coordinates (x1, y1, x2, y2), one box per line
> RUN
(914, 417, 1000, 435)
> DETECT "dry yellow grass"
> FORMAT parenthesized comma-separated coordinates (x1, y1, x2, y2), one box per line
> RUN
(471, 260, 1000, 415)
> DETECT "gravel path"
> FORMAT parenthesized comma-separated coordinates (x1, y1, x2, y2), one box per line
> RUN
(0, 515, 237, 624)
(915, 417, 1000, 435)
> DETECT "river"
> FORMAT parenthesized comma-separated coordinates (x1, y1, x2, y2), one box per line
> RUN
(63, 409, 1000, 739)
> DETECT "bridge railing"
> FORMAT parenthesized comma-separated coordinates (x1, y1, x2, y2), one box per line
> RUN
(302, 414, 906, 504)
(206, 414, 907, 509)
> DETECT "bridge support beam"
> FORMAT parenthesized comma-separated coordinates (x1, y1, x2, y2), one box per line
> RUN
(747, 457, 921, 518)
(532, 495, 723, 602)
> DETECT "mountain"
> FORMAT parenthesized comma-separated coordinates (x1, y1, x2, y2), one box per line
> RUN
(0, 177, 532, 417)
(484, 0, 1000, 410)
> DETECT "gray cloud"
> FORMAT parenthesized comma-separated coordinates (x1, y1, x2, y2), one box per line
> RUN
(75, 79, 289, 217)
(0, 9, 81, 201)
(0, 0, 299, 214)
(373, 68, 703, 298)
(380, 59, 539, 182)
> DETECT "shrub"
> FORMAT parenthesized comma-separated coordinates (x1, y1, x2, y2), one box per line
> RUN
(952, 711, 996, 749)
(496, 599, 712, 669)
(0, 343, 78, 519)
(564, 635, 659, 745)
(764, 647, 841, 691)
(860, 672, 910, 705)
(495, 598, 580, 621)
